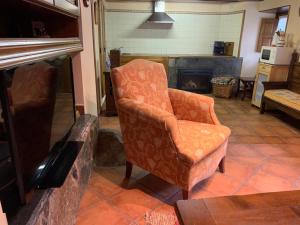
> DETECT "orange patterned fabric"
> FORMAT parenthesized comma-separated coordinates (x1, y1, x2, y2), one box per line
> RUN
(177, 120, 230, 165)
(169, 88, 220, 125)
(111, 59, 230, 191)
(112, 59, 173, 114)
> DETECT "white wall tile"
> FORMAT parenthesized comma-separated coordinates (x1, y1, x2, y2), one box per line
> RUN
(106, 12, 243, 56)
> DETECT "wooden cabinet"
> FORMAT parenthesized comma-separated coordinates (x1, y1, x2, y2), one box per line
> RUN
(54, 0, 80, 16)
(36, 0, 54, 5)
(252, 62, 289, 107)
(0, 0, 80, 38)
(23, 0, 79, 17)
(256, 18, 278, 52)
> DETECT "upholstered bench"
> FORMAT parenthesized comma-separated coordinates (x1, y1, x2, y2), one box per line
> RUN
(260, 53, 300, 120)
(261, 83, 300, 120)
(264, 89, 300, 112)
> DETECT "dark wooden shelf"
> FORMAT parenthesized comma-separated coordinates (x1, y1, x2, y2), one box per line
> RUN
(0, 0, 80, 39)
(0, 38, 83, 69)
(0, 37, 80, 47)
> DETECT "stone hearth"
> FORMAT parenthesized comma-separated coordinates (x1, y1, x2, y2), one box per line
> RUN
(10, 115, 98, 225)
(95, 128, 125, 167)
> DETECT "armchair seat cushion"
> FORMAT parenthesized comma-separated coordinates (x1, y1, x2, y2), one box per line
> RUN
(177, 120, 231, 165)
(264, 89, 300, 111)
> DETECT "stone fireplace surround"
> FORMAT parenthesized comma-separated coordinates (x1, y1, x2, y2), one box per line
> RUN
(168, 56, 243, 90)
(177, 68, 213, 93)
(10, 115, 98, 225)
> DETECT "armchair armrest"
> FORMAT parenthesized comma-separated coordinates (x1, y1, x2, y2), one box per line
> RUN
(117, 98, 209, 166)
(117, 98, 180, 145)
(168, 88, 220, 125)
(262, 81, 288, 90)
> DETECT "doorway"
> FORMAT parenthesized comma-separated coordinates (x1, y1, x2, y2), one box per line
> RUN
(91, 0, 107, 115)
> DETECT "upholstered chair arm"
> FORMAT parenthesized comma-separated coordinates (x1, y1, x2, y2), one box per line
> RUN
(116, 98, 182, 158)
(168, 88, 220, 125)
(117, 98, 222, 167)
(117, 98, 177, 130)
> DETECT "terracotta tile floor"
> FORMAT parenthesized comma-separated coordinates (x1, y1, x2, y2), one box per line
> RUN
(76, 98, 300, 225)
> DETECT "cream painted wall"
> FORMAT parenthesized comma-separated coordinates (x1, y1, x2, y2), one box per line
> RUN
(72, 1, 98, 116)
(69, 1, 299, 116)
(221, 2, 275, 78)
(104, 0, 299, 79)
(218, 13, 244, 56)
(105, 1, 282, 78)
(106, 1, 222, 13)
(258, 0, 300, 48)
(105, 11, 243, 56)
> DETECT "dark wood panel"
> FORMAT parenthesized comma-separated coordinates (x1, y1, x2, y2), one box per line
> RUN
(0, 0, 79, 38)
(176, 200, 216, 225)
(176, 191, 300, 225)
(256, 18, 278, 52)
(290, 64, 300, 93)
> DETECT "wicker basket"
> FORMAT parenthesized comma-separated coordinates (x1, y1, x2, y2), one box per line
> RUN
(211, 76, 236, 98)
(212, 83, 234, 98)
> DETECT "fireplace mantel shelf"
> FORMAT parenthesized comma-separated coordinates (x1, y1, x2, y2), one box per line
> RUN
(0, 38, 82, 69)
(122, 53, 240, 59)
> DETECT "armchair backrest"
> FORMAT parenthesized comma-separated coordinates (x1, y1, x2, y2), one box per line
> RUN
(111, 59, 174, 114)
(11, 62, 57, 104)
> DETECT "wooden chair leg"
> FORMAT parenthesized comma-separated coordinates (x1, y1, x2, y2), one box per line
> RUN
(182, 189, 190, 200)
(125, 161, 133, 179)
(219, 157, 225, 173)
(260, 101, 266, 114)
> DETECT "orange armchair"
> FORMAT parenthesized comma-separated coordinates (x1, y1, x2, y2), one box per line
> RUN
(111, 59, 230, 199)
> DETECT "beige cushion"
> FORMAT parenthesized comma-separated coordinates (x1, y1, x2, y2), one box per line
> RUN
(264, 89, 300, 111)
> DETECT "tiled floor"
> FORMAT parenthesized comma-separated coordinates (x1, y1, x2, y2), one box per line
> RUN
(76, 98, 300, 225)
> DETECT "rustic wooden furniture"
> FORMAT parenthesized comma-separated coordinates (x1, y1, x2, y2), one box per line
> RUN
(260, 52, 300, 119)
(238, 77, 255, 100)
(256, 18, 278, 52)
(251, 62, 289, 107)
(176, 190, 300, 225)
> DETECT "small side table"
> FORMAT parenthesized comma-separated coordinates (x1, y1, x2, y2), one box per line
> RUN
(238, 77, 255, 100)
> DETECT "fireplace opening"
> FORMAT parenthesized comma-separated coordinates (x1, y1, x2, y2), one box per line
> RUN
(177, 69, 213, 93)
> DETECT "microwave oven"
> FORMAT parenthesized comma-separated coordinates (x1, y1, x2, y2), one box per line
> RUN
(260, 46, 294, 65)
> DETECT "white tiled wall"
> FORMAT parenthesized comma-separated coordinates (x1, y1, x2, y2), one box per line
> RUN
(218, 14, 244, 56)
(105, 11, 244, 56)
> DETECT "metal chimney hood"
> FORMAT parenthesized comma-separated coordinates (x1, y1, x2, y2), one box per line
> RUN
(146, 0, 174, 24)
